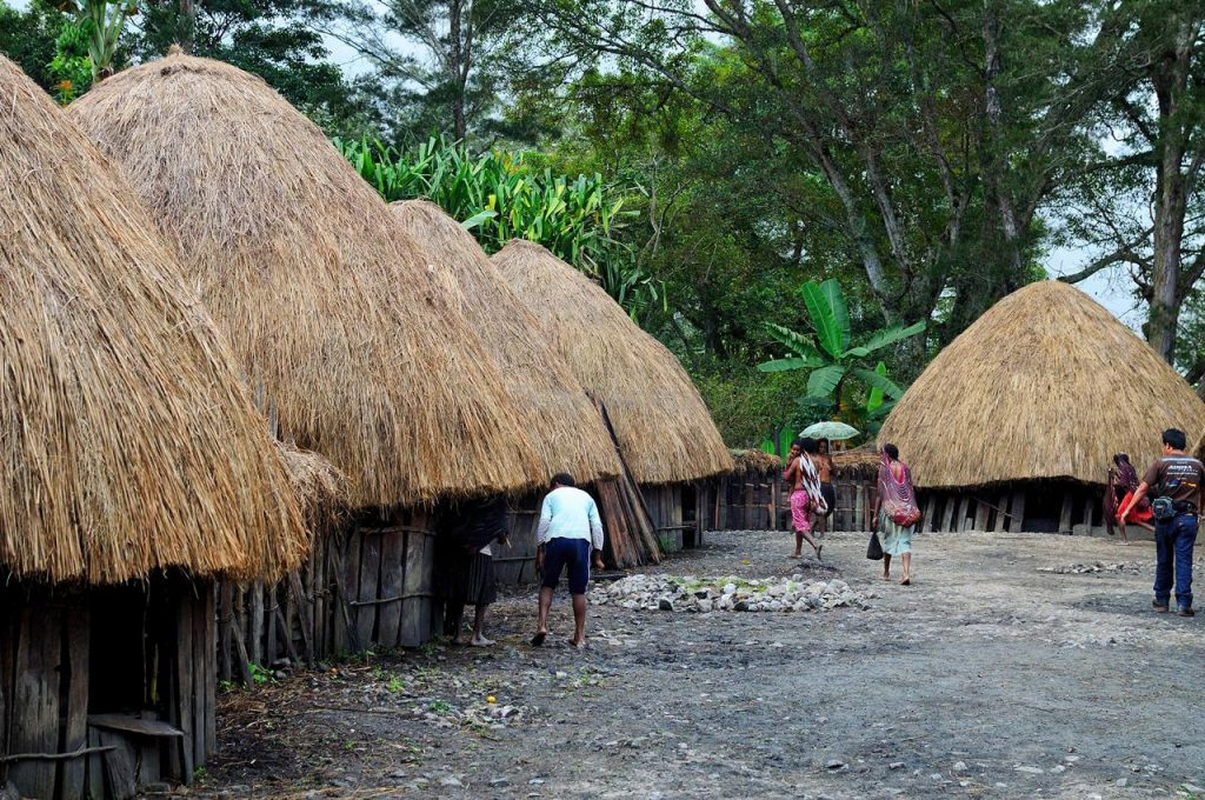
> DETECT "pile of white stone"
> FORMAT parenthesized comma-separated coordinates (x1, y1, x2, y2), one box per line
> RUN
(1038, 562, 1143, 575)
(589, 573, 872, 613)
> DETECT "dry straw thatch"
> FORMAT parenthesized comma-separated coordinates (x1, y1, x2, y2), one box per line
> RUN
(0, 55, 306, 584)
(277, 442, 349, 533)
(390, 201, 622, 484)
(831, 445, 881, 479)
(69, 53, 541, 508)
(491, 241, 733, 484)
(878, 280, 1205, 488)
(729, 449, 782, 476)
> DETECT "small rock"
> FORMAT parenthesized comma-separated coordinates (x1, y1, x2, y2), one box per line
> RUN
(439, 776, 463, 787)
(490, 778, 510, 787)
(658, 597, 675, 611)
(1183, 783, 1204, 793)
(1049, 765, 1065, 773)
(953, 761, 967, 772)
(1015, 766, 1045, 774)
(1116, 778, 1128, 787)
(889, 762, 905, 770)
(825, 759, 846, 770)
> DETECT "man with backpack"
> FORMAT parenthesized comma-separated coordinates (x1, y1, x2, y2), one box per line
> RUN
(1120, 428, 1204, 617)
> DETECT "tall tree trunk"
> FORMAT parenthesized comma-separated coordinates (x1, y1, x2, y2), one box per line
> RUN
(178, 0, 196, 54)
(1147, 9, 1197, 362)
(448, 0, 467, 140)
(982, 4, 1026, 279)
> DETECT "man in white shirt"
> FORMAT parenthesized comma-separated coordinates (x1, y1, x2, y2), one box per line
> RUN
(532, 472, 605, 648)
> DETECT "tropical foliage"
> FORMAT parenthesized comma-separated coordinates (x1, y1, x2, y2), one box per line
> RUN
(339, 135, 661, 315)
(759, 280, 926, 430)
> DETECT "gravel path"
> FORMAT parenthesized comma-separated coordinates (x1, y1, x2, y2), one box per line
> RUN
(190, 530, 1205, 799)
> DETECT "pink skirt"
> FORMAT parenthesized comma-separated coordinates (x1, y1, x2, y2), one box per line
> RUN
(790, 490, 812, 533)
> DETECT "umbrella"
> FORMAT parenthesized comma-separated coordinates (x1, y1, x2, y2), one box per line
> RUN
(800, 421, 860, 441)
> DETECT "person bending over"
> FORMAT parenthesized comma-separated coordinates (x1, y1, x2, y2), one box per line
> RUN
(532, 473, 605, 648)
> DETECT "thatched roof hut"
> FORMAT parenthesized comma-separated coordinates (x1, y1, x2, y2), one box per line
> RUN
(69, 53, 540, 508)
(389, 200, 622, 484)
(878, 280, 1205, 489)
(491, 241, 733, 484)
(0, 54, 306, 585)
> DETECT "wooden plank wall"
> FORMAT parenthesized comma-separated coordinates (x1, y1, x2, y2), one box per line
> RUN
(913, 485, 1105, 533)
(642, 484, 687, 551)
(216, 509, 438, 677)
(712, 472, 880, 532)
(496, 492, 542, 586)
(0, 576, 217, 800)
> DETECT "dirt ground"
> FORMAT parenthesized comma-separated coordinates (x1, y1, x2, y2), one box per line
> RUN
(184, 530, 1205, 800)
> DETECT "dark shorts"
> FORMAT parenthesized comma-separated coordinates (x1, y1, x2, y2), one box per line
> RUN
(542, 537, 591, 595)
(820, 482, 836, 518)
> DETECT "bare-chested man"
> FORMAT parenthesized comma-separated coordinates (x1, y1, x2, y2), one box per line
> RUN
(782, 438, 823, 560)
(813, 439, 836, 537)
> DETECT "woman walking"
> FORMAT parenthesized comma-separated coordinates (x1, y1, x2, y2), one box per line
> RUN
(871, 444, 919, 585)
(1106, 452, 1154, 544)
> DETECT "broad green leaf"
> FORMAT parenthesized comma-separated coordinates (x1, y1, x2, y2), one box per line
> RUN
(860, 321, 927, 353)
(866, 360, 886, 412)
(765, 323, 827, 364)
(806, 364, 847, 399)
(819, 279, 850, 352)
(851, 366, 905, 400)
(800, 281, 845, 358)
(461, 210, 497, 230)
(757, 356, 825, 373)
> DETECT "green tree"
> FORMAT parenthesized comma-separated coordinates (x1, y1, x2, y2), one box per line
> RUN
(314, 0, 531, 142)
(758, 279, 925, 427)
(1056, 0, 1204, 364)
(525, 0, 1122, 340)
(132, 0, 380, 138)
(0, 0, 65, 92)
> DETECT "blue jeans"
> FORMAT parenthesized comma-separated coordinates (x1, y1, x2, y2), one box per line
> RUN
(1154, 513, 1198, 609)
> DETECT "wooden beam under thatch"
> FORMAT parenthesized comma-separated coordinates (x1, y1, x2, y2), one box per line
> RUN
(0, 55, 306, 584)
(69, 53, 542, 509)
(389, 200, 622, 486)
(878, 280, 1205, 489)
(491, 241, 733, 485)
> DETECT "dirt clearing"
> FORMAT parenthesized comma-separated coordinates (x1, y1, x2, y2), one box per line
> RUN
(184, 530, 1205, 799)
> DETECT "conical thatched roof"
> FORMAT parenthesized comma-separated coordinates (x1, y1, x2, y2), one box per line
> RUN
(878, 280, 1205, 488)
(491, 241, 733, 484)
(0, 55, 306, 584)
(69, 54, 540, 507)
(390, 201, 622, 484)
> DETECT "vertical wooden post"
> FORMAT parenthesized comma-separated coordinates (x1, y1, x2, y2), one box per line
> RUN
(217, 582, 232, 683)
(62, 605, 90, 800)
(921, 494, 936, 533)
(248, 582, 263, 667)
(974, 498, 990, 531)
(9, 604, 62, 797)
(173, 585, 196, 782)
(356, 530, 383, 649)
(1009, 491, 1027, 533)
(377, 528, 406, 648)
(264, 584, 277, 666)
(1059, 494, 1074, 534)
(941, 493, 956, 532)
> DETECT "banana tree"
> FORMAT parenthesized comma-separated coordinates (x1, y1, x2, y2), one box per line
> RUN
(55, 0, 136, 82)
(758, 279, 925, 424)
